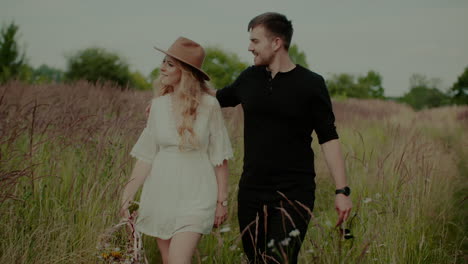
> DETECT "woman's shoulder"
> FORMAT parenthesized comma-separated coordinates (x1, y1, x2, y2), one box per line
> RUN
(146, 95, 170, 117)
(152, 94, 170, 105)
(201, 93, 220, 108)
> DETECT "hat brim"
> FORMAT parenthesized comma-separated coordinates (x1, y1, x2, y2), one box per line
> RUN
(153, 46, 210, 81)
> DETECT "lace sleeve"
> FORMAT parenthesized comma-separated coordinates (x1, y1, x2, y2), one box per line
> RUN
(130, 100, 159, 164)
(208, 100, 234, 167)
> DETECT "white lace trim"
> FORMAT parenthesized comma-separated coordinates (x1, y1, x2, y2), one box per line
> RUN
(210, 153, 234, 167)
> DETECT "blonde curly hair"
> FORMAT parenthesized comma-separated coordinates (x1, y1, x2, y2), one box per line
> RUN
(153, 57, 211, 150)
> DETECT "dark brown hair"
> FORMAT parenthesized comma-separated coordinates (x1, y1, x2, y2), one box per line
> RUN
(248, 12, 293, 50)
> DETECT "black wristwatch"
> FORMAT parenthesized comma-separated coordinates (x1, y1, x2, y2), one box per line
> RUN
(335, 186, 351, 196)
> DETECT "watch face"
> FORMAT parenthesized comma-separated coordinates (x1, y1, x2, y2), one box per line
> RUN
(345, 187, 351, 196)
(222, 201, 228, 207)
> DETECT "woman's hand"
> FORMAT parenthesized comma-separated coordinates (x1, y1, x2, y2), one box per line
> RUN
(145, 103, 151, 118)
(213, 202, 228, 228)
(213, 160, 229, 228)
(119, 202, 130, 220)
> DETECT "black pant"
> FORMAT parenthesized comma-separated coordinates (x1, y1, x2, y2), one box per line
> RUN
(237, 189, 315, 264)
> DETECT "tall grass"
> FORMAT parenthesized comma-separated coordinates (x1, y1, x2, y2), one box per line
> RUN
(0, 82, 466, 263)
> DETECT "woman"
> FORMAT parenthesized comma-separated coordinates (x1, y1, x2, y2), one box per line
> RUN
(120, 37, 233, 264)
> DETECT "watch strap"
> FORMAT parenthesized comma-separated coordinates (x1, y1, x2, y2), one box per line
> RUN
(335, 186, 351, 196)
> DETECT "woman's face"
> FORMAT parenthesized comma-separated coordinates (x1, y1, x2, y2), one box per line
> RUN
(160, 56, 182, 87)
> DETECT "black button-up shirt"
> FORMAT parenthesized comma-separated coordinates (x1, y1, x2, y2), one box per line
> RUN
(216, 64, 338, 194)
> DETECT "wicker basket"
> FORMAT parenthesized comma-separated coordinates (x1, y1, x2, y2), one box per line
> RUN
(97, 209, 148, 264)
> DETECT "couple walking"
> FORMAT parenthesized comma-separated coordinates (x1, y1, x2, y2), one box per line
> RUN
(120, 12, 352, 264)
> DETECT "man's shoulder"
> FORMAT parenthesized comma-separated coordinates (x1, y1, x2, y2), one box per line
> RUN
(295, 64, 324, 82)
(217, 65, 264, 91)
(292, 65, 329, 95)
(239, 65, 266, 79)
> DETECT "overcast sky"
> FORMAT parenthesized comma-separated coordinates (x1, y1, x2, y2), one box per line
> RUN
(2, 0, 467, 96)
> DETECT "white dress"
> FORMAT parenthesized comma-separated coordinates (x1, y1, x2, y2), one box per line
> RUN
(130, 93, 233, 239)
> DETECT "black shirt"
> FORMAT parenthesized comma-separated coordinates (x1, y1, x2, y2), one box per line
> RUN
(216, 64, 338, 193)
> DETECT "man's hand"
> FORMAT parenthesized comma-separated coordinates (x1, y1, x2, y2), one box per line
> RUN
(207, 87, 217, 97)
(335, 194, 352, 227)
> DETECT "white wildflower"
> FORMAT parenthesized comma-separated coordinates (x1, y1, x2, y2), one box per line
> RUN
(229, 244, 237, 251)
(267, 239, 275, 248)
(220, 225, 231, 233)
(280, 237, 291, 246)
(363, 197, 372, 204)
(325, 220, 332, 227)
(289, 229, 300, 237)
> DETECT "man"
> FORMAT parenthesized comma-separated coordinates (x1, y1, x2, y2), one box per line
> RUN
(213, 12, 352, 263)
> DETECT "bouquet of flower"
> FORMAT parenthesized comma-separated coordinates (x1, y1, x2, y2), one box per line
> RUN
(97, 203, 148, 264)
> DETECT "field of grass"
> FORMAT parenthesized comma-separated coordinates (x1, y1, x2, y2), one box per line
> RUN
(0, 82, 466, 263)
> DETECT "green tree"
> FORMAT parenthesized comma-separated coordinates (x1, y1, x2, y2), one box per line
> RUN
(31, 64, 64, 84)
(399, 74, 450, 110)
(327, 73, 355, 98)
(0, 22, 27, 83)
(202, 46, 248, 89)
(357, 71, 385, 98)
(65, 47, 132, 88)
(289, 44, 309, 68)
(326, 71, 385, 99)
(149, 67, 159, 83)
(449, 66, 468, 105)
(130, 70, 151, 90)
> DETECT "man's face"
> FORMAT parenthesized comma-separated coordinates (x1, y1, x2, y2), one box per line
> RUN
(248, 26, 275, 66)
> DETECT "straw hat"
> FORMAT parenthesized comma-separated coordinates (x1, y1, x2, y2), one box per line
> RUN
(154, 37, 210, 81)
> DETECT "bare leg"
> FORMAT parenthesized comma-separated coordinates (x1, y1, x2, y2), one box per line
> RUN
(167, 232, 202, 264)
(156, 238, 171, 264)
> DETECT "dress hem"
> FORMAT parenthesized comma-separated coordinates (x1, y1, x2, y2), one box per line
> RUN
(136, 226, 211, 240)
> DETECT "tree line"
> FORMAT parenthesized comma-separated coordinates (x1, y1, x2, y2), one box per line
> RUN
(1, 22, 466, 109)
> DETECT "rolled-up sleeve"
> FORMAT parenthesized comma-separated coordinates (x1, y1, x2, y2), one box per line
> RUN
(312, 76, 339, 144)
